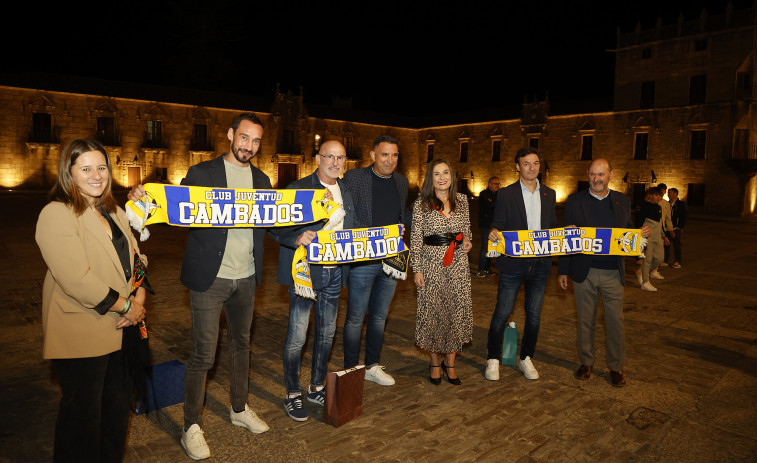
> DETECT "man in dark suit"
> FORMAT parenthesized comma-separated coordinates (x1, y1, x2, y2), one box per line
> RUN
(477, 176, 500, 277)
(129, 112, 271, 460)
(557, 158, 650, 388)
(270, 140, 355, 422)
(485, 147, 557, 382)
(341, 135, 411, 386)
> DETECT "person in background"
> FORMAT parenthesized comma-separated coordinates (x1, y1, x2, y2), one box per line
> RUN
(477, 176, 500, 277)
(411, 159, 473, 385)
(667, 188, 688, 268)
(635, 187, 664, 292)
(36, 138, 148, 462)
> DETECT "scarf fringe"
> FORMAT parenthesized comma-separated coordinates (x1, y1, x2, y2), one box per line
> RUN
(294, 283, 317, 300)
(382, 262, 407, 280)
(487, 249, 501, 258)
(125, 207, 150, 242)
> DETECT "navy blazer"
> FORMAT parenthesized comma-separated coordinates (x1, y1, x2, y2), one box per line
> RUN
(179, 155, 272, 292)
(270, 170, 355, 289)
(557, 189, 634, 285)
(490, 180, 558, 273)
(342, 165, 411, 230)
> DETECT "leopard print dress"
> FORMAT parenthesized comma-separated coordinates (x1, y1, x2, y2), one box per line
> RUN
(411, 194, 473, 353)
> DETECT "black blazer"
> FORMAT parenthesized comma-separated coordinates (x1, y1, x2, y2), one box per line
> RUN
(270, 170, 355, 289)
(491, 180, 558, 273)
(557, 189, 634, 285)
(342, 165, 411, 230)
(179, 155, 272, 292)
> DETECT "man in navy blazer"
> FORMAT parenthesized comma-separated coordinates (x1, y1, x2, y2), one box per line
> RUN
(341, 135, 411, 387)
(557, 159, 650, 388)
(270, 141, 355, 422)
(130, 112, 272, 460)
(485, 147, 557, 382)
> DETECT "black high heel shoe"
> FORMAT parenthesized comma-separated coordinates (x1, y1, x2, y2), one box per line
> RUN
(441, 361, 462, 385)
(429, 364, 441, 385)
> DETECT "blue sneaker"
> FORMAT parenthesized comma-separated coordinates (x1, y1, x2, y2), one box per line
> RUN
(284, 395, 308, 422)
(306, 387, 325, 406)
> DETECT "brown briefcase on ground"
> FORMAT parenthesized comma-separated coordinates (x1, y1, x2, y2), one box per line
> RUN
(323, 365, 365, 427)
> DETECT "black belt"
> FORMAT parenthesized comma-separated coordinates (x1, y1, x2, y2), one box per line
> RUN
(424, 233, 461, 246)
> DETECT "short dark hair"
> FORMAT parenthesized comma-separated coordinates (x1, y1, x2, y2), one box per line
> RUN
(668, 187, 678, 194)
(488, 176, 499, 183)
(514, 146, 540, 164)
(231, 112, 264, 132)
(373, 135, 399, 149)
(657, 183, 667, 190)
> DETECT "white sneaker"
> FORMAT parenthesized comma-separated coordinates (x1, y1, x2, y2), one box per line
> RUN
(641, 282, 658, 292)
(673, 262, 681, 269)
(230, 404, 269, 434)
(659, 262, 669, 267)
(635, 269, 643, 285)
(364, 365, 395, 386)
(650, 269, 664, 280)
(519, 356, 539, 380)
(181, 424, 210, 461)
(484, 359, 500, 381)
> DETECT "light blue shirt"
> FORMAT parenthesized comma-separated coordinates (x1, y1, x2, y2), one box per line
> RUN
(520, 179, 542, 231)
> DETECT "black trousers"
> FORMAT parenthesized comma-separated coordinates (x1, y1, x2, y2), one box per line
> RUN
(51, 349, 132, 463)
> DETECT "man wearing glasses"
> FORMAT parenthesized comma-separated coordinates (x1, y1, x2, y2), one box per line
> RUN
(270, 140, 355, 421)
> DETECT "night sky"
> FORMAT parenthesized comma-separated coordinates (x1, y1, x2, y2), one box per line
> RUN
(3, 0, 747, 117)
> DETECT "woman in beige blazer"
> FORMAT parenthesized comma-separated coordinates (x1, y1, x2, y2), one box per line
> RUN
(36, 139, 148, 462)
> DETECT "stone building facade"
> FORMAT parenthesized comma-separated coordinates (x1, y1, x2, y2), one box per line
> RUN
(1, 4, 755, 216)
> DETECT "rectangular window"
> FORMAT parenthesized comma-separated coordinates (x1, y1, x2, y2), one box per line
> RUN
(529, 137, 539, 149)
(31, 113, 52, 143)
(733, 129, 750, 159)
(641, 47, 652, 59)
(344, 135, 357, 158)
(491, 140, 501, 162)
(426, 144, 434, 163)
(689, 75, 707, 105)
(687, 183, 706, 207)
(640, 81, 655, 109)
(634, 133, 649, 160)
(144, 120, 162, 148)
(580, 135, 593, 160)
(97, 117, 117, 146)
(156, 167, 167, 182)
(191, 124, 211, 151)
(690, 130, 706, 159)
(736, 72, 753, 99)
(459, 141, 468, 162)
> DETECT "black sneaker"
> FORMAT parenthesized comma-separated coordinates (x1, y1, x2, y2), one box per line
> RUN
(284, 395, 308, 421)
(476, 271, 488, 278)
(306, 388, 325, 406)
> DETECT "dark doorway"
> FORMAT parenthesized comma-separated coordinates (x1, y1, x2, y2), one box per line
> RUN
(277, 163, 298, 189)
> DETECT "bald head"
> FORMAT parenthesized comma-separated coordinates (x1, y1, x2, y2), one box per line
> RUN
(587, 158, 613, 197)
(317, 140, 347, 184)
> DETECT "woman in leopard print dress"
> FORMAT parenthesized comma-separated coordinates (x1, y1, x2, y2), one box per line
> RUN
(411, 159, 473, 385)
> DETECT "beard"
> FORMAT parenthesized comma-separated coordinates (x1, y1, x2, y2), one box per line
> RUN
(232, 145, 255, 164)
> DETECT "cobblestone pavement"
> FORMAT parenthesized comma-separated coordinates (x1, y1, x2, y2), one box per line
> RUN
(1, 192, 756, 462)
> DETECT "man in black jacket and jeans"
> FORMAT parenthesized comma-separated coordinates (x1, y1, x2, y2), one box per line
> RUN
(477, 176, 500, 277)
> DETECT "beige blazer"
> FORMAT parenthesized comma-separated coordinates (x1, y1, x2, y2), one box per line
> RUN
(35, 202, 146, 359)
(660, 200, 674, 236)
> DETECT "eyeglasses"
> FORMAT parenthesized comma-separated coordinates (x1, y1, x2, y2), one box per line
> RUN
(319, 154, 346, 162)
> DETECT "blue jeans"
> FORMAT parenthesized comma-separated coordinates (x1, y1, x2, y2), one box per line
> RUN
(283, 267, 342, 394)
(184, 276, 255, 429)
(343, 262, 397, 368)
(486, 259, 550, 360)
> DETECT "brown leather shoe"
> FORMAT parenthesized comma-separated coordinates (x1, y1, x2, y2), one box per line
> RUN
(574, 365, 592, 380)
(611, 370, 627, 387)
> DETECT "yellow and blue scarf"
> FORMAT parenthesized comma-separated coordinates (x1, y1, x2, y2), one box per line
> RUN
(125, 183, 343, 241)
(487, 227, 647, 258)
(292, 224, 409, 299)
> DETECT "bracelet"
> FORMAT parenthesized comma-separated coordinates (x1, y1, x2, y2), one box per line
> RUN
(117, 297, 132, 315)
